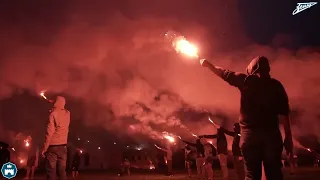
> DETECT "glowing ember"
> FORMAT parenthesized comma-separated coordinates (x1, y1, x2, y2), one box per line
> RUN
(25, 141, 30, 147)
(238, 134, 241, 137)
(165, 159, 168, 164)
(20, 159, 24, 164)
(87, 140, 90, 143)
(11, 148, 15, 151)
(77, 138, 80, 141)
(136, 147, 142, 151)
(98, 147, 101, 150)
(208, 141, 213, 145)
(80, 150, 83, 154)
(307, 148, 311, 152)
(114, 142, 117, 145)
(173, 37, 198, 58)
(164, 135, 175, 143)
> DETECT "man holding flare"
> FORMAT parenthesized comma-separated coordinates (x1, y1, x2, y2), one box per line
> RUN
(171, 35, 293, 180)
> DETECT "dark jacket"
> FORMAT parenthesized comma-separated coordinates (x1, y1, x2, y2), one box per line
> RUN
(183, 140, 205, 158)
(202, 128, 228, 155)
(217, 56, 290, 135)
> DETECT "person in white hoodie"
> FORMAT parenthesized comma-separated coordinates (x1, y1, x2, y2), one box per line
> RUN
(41, 96, 70, 180)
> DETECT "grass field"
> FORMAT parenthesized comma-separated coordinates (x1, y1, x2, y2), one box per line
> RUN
(12, 167, 320, 180)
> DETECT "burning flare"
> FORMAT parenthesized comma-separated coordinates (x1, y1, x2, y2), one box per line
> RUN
(164, 135, 175, 143)
(173, 37, 199, 58)
(40, 91, 53, 102)
(165, 31, 199, 58)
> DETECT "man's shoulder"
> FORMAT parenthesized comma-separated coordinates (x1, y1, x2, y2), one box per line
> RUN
(270, 78, 284, 88)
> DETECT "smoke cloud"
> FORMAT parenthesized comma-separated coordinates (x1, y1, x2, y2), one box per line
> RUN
(0, 1, 319, 150)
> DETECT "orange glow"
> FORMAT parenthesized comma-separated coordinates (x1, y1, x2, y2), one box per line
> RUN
(20, 159, 24, 164)
(173, 37, 198, 58)
(208, 140, 213, 145)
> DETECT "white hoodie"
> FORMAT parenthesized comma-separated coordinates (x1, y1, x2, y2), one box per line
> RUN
(43, 96, 70, 151)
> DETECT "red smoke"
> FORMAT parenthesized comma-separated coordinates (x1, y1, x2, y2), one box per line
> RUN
(0, 2, 319, 148)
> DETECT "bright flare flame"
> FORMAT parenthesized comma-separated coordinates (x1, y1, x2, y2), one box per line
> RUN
(164, 135, 175, 143)
(208, 140, 213, 145)
(11, 148, 15, 151)
(80, 150, 83, 154)
(98, 147, 101, 150)
(238, 134, 241, 137)
(307, 148, 311, 152)
(25, 141, 30, 147)
(20, 159, 24, 164)
(40, 91, 48, 100)
(173, 37, 198, 58)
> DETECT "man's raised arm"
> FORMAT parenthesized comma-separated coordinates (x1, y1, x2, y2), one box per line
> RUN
(199, 134, 218, 139)
(200, 59, 246, 88)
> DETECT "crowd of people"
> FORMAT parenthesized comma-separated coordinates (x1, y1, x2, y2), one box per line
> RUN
(0, 56, 319, 180)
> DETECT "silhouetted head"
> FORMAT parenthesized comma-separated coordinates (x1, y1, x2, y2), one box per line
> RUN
(196, 139, 201, 145)
(246, 56, 270, 78)
(234, 123, 240, 132)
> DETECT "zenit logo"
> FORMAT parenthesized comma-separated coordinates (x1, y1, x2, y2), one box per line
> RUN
(292, 2, 318, 15)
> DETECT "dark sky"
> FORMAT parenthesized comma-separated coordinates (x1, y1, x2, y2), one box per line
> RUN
(0, 0, 319, 54)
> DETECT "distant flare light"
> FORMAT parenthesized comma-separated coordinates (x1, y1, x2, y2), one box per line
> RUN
(164, 135, 175, 143)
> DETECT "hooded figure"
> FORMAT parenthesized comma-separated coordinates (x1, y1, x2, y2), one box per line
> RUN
(182, 139, 205, 178)
(42, 96, 70, 180)
(200, 57, 293, 180)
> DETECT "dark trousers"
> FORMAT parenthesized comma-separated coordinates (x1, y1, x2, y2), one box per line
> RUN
(241, 133, 283, 180)
(45, 145, 67, 180)
(234, 156, 245, 180)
